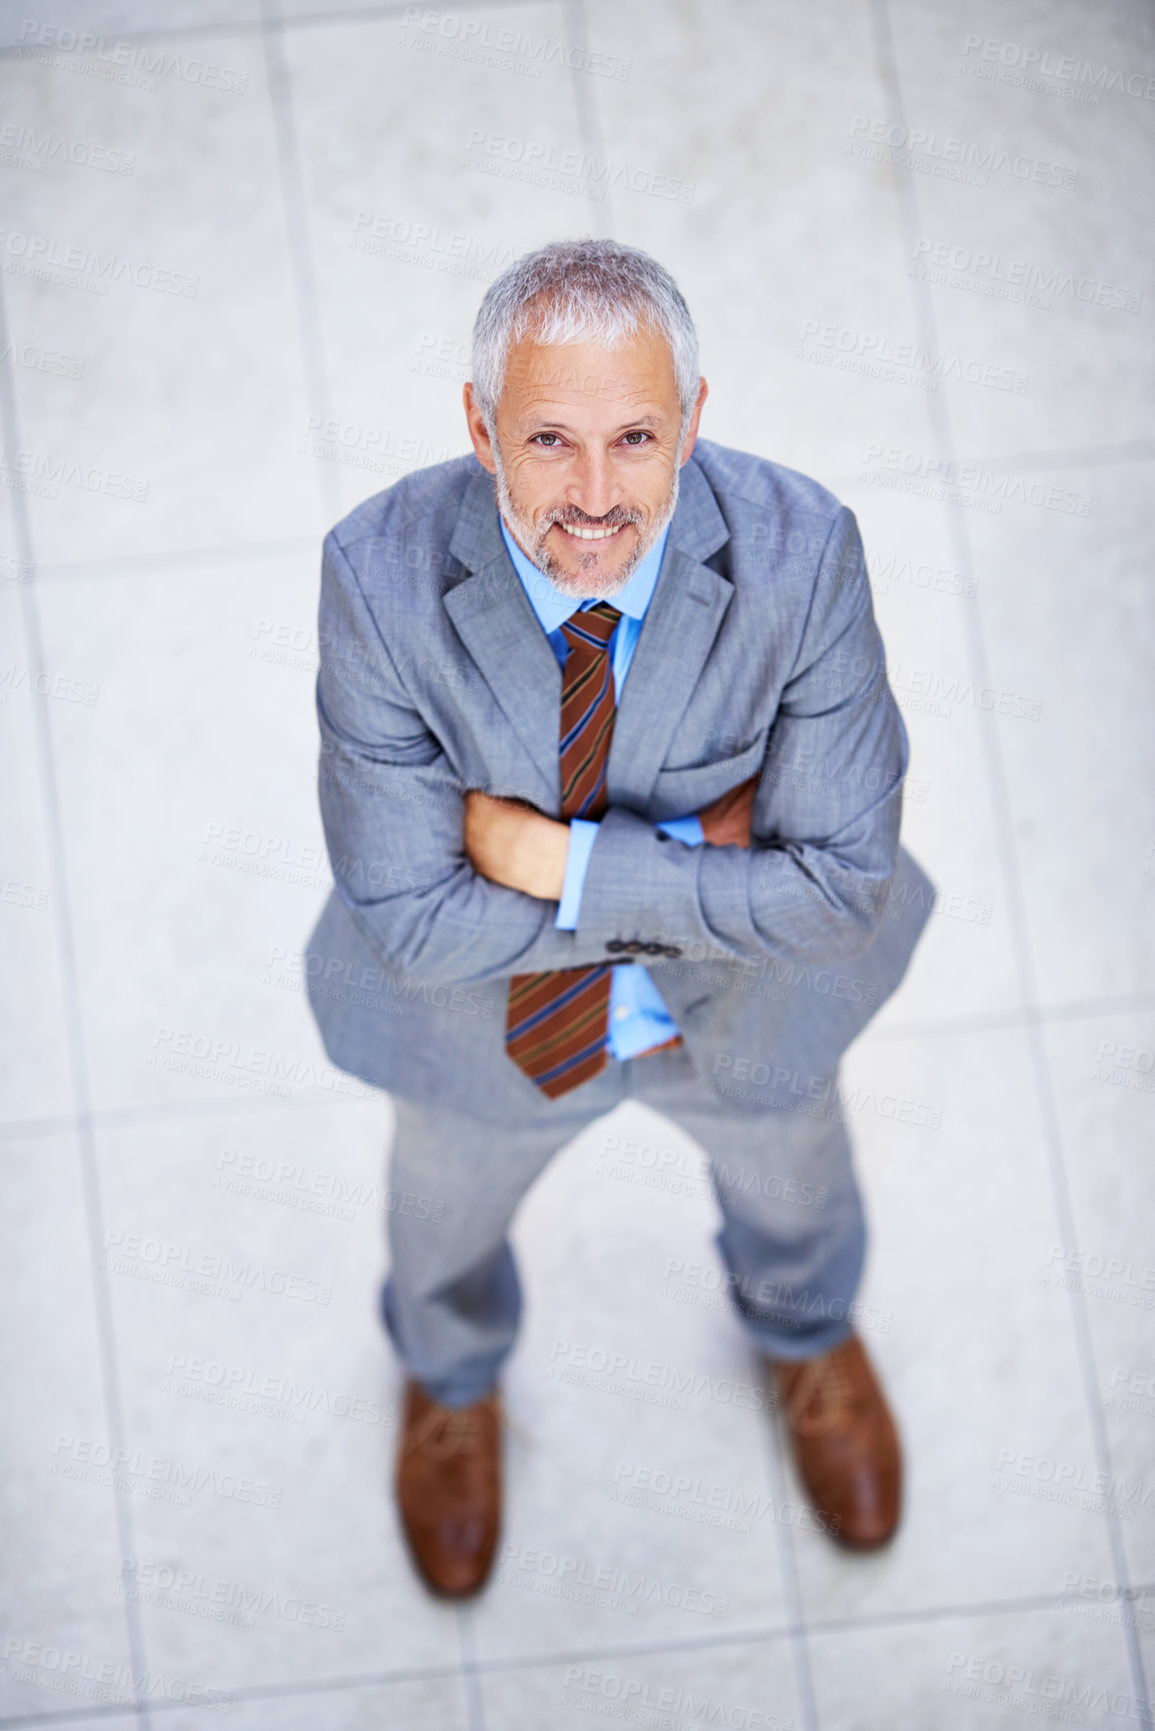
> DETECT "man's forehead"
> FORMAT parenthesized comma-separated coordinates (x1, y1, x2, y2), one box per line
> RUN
(501, 337, 679, 415)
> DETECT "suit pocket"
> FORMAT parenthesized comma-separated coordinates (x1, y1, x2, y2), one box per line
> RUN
(651, 736, 766, 814)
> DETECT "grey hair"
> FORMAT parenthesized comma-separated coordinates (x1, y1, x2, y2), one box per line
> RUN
(470, 238, 700, 432)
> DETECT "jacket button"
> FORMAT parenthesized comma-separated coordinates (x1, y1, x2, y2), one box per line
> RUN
(664, 945, 682, 958)
(625, 940, 644, 953)
(644, 942, 664, 954)
(605, 939, 625, 953)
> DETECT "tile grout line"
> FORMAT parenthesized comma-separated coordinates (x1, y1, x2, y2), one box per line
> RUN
(869, 1, 1153, 1725)
(0, 0, 551, 61)
(758, 1396, 820, 1731)
(259, 0, 341, 527)
(264, 3, 483, 1721)
(0, 296, 154, 1727)
(3, 988, 1153, 1142)
(2, 1581, 1150, 1726)
(563, 0, 617, 237)
(456, 1603, 488, 1730)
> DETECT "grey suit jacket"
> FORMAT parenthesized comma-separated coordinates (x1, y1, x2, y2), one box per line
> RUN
(305, 438, 934, 1118)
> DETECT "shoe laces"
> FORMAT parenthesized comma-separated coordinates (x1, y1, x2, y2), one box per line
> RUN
(407, 1397, 495, 1464)
(783, 1351, 861, 1437)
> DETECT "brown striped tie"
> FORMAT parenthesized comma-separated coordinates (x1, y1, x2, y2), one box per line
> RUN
(505, 601, 622, 1099)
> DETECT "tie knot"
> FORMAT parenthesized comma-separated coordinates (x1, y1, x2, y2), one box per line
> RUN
(560, 602, 621, 654)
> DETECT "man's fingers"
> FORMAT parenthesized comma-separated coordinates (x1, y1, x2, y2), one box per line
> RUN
(697, 774, 758, 847)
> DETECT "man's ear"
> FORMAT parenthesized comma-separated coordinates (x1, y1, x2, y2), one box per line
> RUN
(464, 383, 498, 475)
(679, 376, 709, 466)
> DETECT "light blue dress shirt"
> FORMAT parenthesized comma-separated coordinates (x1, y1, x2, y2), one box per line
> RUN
(498, 516, 705, 1061)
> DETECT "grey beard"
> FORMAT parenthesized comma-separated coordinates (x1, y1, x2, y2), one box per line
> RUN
(493, 452, 681, 600)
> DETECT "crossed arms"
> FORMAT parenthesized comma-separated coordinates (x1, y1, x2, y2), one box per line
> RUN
(316, 507, 908, 987)
(462, 777, 756, 901)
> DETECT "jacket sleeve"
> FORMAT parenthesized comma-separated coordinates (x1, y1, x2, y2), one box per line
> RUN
(316, 530, 661, 984)
(571, 506, 909, 967)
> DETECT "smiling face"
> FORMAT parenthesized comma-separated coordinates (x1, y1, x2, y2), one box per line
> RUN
(464, 322, 707, 599)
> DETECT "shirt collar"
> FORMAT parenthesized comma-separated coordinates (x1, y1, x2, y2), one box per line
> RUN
(499, 513, 671, 635)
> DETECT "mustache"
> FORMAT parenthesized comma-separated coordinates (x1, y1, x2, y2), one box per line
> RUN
(542, 506, 644, 531)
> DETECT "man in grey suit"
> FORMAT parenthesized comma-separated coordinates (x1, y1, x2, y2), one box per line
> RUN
(306, 239, 932, 1597)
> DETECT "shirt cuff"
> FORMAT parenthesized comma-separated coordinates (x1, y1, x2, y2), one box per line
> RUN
(554, 818, 599, 930)
(657, 814, 706, 847)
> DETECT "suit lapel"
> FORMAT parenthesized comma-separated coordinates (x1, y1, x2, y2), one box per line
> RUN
(444, 470, 563, 801)
(606, 541, 733, 807)
(604, 457, 735, 807)
(442, 457, 733, 814)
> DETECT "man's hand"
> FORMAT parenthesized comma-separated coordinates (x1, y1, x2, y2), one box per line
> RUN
(697, 774, 758, 847)
(464, 790, 569, 900)
(464, 772, 759, 905)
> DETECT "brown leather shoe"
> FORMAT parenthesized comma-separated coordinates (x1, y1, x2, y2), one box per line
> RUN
(770, 1334, 901, 1549)
(395, 1379, 502, 1597)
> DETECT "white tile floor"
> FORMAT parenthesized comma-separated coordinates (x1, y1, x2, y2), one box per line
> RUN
(1, 2, 1152, 1726)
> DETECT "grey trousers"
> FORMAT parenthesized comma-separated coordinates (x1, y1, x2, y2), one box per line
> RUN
(381, 1038, 867, 1407)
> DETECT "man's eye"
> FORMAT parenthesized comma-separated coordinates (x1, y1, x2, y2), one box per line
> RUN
(534, 433, 562, 447)
(622, 430, 650, 445)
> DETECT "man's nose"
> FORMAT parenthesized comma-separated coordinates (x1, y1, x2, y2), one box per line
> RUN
(566, 450, 620, 520)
